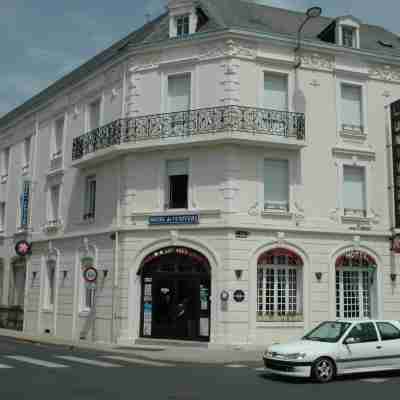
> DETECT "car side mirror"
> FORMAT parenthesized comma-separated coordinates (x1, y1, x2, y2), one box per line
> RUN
(344, 337, 357, 345)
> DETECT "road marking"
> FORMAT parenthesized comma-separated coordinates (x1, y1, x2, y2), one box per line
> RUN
(254, 367, 265, 372)
(0, 364, 13, 369)
(225, 364, 247, 368)
(56, 356, 121, 367)
(103, 355, 175, 367)
(359, 378, 389, 383)
(5, 356, 68, 368)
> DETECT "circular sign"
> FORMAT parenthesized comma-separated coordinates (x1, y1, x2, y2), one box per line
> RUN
(15, 240, 31, 256)
(233, 290, 245, 303)
(220, 290, 229, 302)
(83, 266, 98, 283)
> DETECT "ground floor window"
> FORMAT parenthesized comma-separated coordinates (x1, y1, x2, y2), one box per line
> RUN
(257, 248, 303, 322)
(335, 250, 376, 320)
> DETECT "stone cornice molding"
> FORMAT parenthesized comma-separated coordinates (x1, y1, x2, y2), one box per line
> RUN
(129, 54, 161, 73)
(368, 64, 400, 83)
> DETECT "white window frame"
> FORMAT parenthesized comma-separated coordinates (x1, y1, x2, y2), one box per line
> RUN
(263, 158, 290, 212)
(83, 175, 96, 220)
(52, 114, 66, 163)
(164, 158, 192, 210)
(1, 147, 10, 182)
(175, 14, 190, 37)
(168, 8, 197, 38)
(336, 78, 367, 137)
(258, 68, 293, 112)
(161, 70, 195, 114)
(336, 159, 370, 220)
(336, 18, 360, 49)
(257, 153, 295, 215)
(336, 267, 373, 320)
(257, 259, 303, 322)
(85, 95, 103, 133)
(43, 259, 56, 311)
(22, 136, 32, 173)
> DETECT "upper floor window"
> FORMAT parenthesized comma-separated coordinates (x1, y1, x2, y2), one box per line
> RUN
(343, 165, 366, 218)
(168, 74, 191, 113)
(167, 159, 188, 209)
(0, 202, 5, 232)
(342, 26, 356, 48)
(84, 175, 96, 220)
(88, 98, 101, 131)
(176, 15, 190, 37)
(264, 159, 289, 212)
(48, 184, 61, 223)
(53, 117, 64, 158)
(22, 136, 32, 173)
(341, 84, 363, 133)
(264, 73, 288, 111)
(1, 147, 10, 181)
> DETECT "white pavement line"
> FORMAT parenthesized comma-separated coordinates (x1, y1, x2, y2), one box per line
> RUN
(359, 378, 389, 383)
(56, 356, 121, 368)
(225, 364, 248, 368)
(5, 356, 68, 368)
(0, 364, 13, 369)
(254, 367, 265, 372)
(103, 355, 175, 367)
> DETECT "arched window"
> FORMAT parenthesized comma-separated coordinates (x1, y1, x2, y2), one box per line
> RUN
(257, 248, 303, 322)
(335, 250, 377, 319)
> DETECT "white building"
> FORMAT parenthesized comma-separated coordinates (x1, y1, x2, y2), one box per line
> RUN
(0, 0, 400, 346)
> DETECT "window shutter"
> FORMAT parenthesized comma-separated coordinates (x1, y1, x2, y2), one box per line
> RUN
(264, 74, 288, 111)
(168, 75, 191, 112)
(167, 160, 188, 176)
(341, 85, 362, 127)
(264, 159, 289, 210)
(343, 166, 366, 211)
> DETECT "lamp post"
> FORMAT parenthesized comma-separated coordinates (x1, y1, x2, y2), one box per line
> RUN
(295, 6, 322, 68)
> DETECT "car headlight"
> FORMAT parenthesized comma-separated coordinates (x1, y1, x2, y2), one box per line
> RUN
(284, 353, 307, 360)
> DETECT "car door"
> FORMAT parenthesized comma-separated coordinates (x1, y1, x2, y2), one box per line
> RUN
(375, 322, 400, 368)
(338, 322, 383, 372)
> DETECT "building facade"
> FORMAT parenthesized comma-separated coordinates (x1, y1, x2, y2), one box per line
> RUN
(0, 0, 400, 346)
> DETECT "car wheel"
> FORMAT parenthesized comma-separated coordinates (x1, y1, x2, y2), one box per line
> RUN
(311, 357, 335, 383)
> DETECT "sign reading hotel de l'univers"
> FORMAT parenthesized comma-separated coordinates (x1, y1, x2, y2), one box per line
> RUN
(148, 214, 199, 226)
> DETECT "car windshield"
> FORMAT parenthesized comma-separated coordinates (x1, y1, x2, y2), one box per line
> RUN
(303, 321, 351, 343)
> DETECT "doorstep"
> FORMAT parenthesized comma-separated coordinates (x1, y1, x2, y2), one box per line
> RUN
(134, 338, 209, 348)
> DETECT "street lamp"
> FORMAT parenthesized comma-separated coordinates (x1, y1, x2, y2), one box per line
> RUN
(295, 6, 322, 68)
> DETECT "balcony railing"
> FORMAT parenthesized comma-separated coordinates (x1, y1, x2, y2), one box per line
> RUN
(72, 106, 305, 161)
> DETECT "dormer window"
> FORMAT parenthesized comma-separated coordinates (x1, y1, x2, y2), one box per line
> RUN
(176, 15, 190, 37)
(342, 26, 356, 48)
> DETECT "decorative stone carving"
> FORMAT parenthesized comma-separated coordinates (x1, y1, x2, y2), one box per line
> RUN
(329, 208, 340, 223)
(199, 39, 256, 60)
(248, 202, 259, 216)
(310, 79, 320, 88)
(293, 202, 305, 225)
(276, 231, 286, 245)
(296, 52, 334, 72)
(169, 230, 179, 245)
(370, 209, 381, 224)
(220, 62, 240, 105)
(369, 64, 400, 83)
(129, 54, 161, 72)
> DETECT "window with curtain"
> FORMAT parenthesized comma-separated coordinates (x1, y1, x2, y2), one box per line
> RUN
(23, 136, 31, 168)
(84, 176, 96, 220)
(89, 99, 101, 131)
(167, 159, 189, 209)
(168, 74, 191, 113)
(264, 73, 288, 111)
(54, 117, 64, 157)
(343, 165, 366, 217)
(342, 26, 355, 48)
(48, 185, 60, 222)
(44, 260, 56, 309)
(341, 84, 362, 131)
(264, 159, 289, 211)
(176, 15, 190, 37)
(1, 147, 10, 177)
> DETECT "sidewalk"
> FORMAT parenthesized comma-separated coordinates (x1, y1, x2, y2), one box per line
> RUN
(0, 329, 266, 364)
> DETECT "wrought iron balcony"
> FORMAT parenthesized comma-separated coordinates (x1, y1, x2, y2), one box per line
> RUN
(72, 105, 305, 161)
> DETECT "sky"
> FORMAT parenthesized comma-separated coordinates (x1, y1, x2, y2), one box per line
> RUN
(0, 0, 399, 117)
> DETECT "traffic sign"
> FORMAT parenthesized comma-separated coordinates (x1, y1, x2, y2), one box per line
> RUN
(83, 266, 98, 283)
(85, 281, 97, 290)
(15, 240, 31, 257)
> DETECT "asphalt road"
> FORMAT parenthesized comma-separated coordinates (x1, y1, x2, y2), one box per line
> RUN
(0, 336, 399, 400)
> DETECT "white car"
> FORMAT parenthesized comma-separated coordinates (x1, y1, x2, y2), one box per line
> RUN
(263, 320, 400, 383)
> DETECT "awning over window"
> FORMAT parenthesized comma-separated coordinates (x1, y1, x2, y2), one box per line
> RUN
(335, 250, 377, 269)
(258, 247, 303, 266)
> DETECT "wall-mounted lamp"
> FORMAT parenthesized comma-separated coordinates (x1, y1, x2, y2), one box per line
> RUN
(62, 270, 68, 279)
(32, 271, 38, 280)
(390, 273, 397, 283)
(220, 290, 229, 302)
(234, 269, 243, 280)
(315, 272, 322, 281)
(103, 269, 109, 279)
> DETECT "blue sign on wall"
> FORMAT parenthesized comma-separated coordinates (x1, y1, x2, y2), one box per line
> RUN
(20, 180, 30, 228)
(148, 214, 199, 225)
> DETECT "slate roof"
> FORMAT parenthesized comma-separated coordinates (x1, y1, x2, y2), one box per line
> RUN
(1, 0, 400, 129)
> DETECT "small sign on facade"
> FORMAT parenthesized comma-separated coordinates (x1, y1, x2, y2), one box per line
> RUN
(233, 289, 245, 303)
(148, 214, 199, 226)
(83, 266, 98, 283)
(15, 240, 32, 257)
(392, 235, 400, 254)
